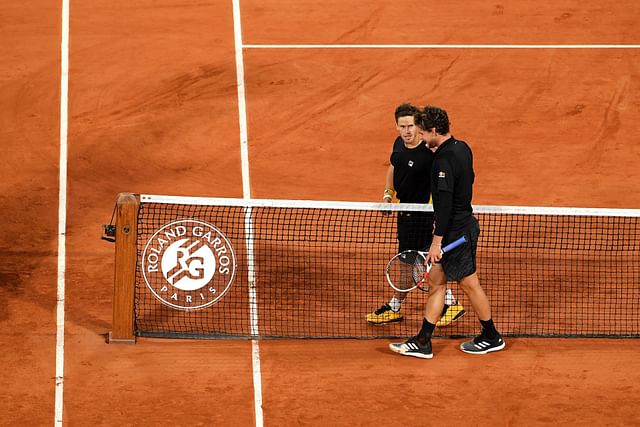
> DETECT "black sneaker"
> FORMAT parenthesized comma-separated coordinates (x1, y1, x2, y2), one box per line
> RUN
(460, 331, 505, 355)
(389, 336, 433, 359)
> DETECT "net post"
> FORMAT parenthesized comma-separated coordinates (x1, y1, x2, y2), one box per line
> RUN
(108, 192, 139, 344)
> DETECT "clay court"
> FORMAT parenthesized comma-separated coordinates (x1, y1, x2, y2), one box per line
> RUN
(2, 1, 640, 425)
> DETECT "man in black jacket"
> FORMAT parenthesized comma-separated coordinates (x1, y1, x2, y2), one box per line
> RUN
(389, 105, 505, 359)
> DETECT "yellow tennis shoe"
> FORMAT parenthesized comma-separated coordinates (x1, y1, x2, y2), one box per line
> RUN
(366, 303, 403, 324)
(436, 303, 466, 327)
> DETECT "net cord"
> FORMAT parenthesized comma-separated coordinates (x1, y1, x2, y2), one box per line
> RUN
(140, 194, 640, 217)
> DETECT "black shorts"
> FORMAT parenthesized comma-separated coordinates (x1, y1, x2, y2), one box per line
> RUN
(440, 216, 480, 281)
(396, 212, 434, 253)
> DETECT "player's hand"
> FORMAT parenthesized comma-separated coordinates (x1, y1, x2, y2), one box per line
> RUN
(425, 242, 442, 265)
(381, 197, 392, 216)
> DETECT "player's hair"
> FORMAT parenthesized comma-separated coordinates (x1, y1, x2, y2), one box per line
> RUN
(394, 103, 419, 123)
(416, 105, 450, 134)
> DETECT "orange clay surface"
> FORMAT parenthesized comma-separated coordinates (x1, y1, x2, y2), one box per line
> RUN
(1, 0, 640, 425)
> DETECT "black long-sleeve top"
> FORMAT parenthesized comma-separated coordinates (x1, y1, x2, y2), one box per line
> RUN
(430, 136, 474, 236)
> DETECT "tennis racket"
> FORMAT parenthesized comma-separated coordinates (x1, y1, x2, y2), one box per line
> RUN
(385, 236, 467, 293)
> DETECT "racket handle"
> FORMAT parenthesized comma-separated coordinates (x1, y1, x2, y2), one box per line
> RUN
(441, 235, 467, 254)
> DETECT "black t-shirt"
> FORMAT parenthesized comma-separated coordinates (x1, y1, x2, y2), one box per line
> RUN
(431, 136, 474, 236)
(390, 136, 433, 203)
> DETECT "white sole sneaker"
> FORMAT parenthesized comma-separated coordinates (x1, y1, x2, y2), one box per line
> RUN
(389, 341, 433, 359)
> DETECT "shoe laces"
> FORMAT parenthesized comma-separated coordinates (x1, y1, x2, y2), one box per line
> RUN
(374, 304, 392, 315)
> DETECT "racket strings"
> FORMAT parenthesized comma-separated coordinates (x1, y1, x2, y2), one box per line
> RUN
(386, 251, 427, 292)
(412, 261, 427, 284)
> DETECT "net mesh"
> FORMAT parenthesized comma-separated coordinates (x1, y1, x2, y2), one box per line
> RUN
(132, 196, 640, 339)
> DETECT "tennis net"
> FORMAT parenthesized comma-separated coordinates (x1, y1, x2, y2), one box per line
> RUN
(109, 194, 640, 340)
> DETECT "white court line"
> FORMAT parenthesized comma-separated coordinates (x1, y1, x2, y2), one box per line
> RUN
(231, 1, 264, 427)
(233, 9, 251, 198)
(55, 0, 70, 425)
(244, 44, 640, 49)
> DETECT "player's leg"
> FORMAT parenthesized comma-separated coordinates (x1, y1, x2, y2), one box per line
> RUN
(366, 213, 412, 324)
(458, 272, 505, 354)
(388, 263, 446, 359)
(423, 264, 447, 324)
(445, 217, 504, 354)
(368, 212, 430, 324)
(458, 272, 491, 319)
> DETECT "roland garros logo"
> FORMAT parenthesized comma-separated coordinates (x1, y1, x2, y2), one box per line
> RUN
(142, 220, 237, 310)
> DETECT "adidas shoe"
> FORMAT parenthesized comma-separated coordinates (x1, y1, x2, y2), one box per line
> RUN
(436, 303, 466, 327)
(389, 336, 433, 359)
(460, 332, 505, 355)
(366, 303, 403, 324)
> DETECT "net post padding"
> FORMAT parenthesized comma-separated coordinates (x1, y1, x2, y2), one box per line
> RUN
(108, 193, 139, 344)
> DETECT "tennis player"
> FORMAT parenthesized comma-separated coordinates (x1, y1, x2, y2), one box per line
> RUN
(366, 103, 465, 326)
(389, 105, 505, 359)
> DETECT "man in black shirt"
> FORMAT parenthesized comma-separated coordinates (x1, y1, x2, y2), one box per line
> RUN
(367, 103, 465, 326)
(389, 105, 505, 359)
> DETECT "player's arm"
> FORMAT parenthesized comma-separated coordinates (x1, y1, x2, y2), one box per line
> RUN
(428, 157, 455, 263)
(383, 164, 395, 203)
(429, 192, 453, 262)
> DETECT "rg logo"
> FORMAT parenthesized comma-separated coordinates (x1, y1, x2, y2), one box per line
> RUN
(142, 220, 237, 310)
